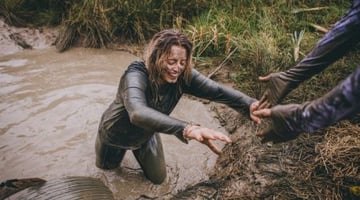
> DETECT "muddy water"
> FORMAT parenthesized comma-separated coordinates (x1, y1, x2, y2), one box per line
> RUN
(0, 47, 227, 199)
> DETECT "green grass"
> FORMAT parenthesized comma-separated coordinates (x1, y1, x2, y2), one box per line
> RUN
(0, 0, 355, 99)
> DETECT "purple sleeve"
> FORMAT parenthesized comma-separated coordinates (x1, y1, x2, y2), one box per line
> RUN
(270, 66, 360, 138)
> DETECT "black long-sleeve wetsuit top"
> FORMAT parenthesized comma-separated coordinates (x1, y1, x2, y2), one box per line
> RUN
(98, 61, 256, 149)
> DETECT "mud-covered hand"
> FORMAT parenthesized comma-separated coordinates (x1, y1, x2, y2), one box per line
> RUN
(183, 126, 231, 155)
(258, 72, 299, 109)
(254, 66, 360, 143)
(252, 104, 304, 143)
(249, 101, 261, 124)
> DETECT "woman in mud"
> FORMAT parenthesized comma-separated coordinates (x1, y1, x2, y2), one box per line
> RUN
(95, 29, 260, 184)
(253, 0, 360, 143)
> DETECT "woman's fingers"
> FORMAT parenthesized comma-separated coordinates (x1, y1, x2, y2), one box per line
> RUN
(189, 127, 231, 155)
(253, 108, 272, 118)
(218, 134, 232, 143)
(191, 128, 231, 143)
(250, 114, 262, 125)
(202, 139, 222, 155)
(250, 101, 260, 110)
(249, 101, 261, 124)
(200, 130, 231, 155)
(205, 129, 231, 143)
(258, 74, 271, 82)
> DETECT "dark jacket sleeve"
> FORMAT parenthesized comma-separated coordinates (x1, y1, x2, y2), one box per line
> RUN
(260, 2, 360, 106)
(269, 65, 360, 140)
(120, 69, 189, 143)
(282, 1, 360, 83)
(184, 69, 257, 117)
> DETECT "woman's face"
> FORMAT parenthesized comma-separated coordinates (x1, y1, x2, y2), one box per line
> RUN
(161, 45, 187, 84)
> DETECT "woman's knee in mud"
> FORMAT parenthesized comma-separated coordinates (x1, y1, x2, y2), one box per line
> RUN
(147, 172, 167, 185)
(95, 158, 119, 170)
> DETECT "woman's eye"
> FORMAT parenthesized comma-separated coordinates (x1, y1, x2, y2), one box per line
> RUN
(166, 59, 186, 69)
(167, 59, 176, 65)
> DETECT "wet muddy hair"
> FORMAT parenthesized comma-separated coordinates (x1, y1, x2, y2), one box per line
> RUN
(143, 29, 193, 95)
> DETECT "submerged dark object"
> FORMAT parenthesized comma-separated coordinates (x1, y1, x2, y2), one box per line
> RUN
(0, 178, 46, 199)
(1, 176, 114, 200)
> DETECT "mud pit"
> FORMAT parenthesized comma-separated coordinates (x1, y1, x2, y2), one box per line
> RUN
(0, 45, 231, 199)
(0, 20, 233, 199)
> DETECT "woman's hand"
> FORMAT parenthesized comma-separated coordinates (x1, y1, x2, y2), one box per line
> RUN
(250, 101, 261, 124)
(183, 126, 231, 155)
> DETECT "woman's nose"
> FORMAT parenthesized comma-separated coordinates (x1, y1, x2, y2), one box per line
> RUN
(171, 63, 180, 72)
(175, 62, 184, 72)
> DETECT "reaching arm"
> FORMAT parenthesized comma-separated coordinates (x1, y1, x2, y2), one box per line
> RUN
(259, 1, 360, 108)
(254, 66, 360, 143)
(185, 69, 258, 118)
(121, 66, 233, 152)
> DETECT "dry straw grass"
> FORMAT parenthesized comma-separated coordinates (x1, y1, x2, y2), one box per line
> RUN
(55, 0, 112, 52)
(234, 121, 359, 199)
(173, 118, 359, 199)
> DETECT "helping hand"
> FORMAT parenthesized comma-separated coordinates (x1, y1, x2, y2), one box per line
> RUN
(249, 101, 261, 124)
(252, 108, 283, 143)
(252, 104, 302, 143)
(184, 126, 231, 155)
(258, 72, 295, 109)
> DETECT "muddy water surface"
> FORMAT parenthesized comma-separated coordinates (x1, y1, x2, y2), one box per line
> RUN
(0, 47, 227, 199)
